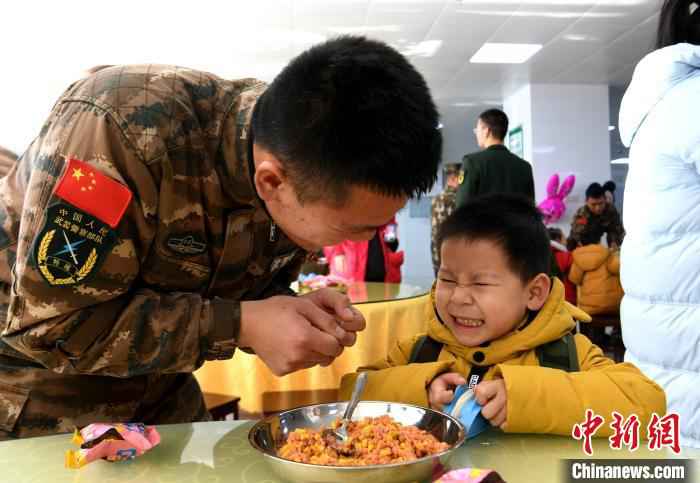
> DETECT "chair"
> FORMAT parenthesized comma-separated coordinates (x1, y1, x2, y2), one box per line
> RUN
(203, 392, 241, 421)
(575, 287, 625, 362)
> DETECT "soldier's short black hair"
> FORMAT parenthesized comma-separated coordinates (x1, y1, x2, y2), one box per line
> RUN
(438, 194, 550, 283)
(585, 182, 605, 199)
(252, 36, 441, 204)
(478, 109, 509, 141)
(656, 0, 700, 49)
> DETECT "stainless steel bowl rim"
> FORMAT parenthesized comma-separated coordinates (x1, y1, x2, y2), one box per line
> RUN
(248, 400, 466, 471)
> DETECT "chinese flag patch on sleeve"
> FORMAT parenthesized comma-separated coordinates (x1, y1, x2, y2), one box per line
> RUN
(54, 158, 132, 228)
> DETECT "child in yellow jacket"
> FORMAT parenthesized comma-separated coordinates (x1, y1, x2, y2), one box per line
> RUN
(340, 194, 665, 437)
(569, 234, 623, 315)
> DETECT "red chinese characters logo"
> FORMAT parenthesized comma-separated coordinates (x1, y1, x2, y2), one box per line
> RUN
(572, 409, 605, 456)
(648, 412, 681, 454)
(572, 411, 681, 455)
(609, 412, 640, 451)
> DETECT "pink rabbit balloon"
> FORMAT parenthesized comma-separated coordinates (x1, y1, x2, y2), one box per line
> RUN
(538, 173, 576, 224)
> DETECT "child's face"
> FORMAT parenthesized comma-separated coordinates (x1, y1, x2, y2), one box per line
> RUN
(436, 238, 549, 347)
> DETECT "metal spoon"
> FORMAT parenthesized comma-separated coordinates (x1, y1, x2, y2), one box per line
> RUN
(327, 371, 368, 444)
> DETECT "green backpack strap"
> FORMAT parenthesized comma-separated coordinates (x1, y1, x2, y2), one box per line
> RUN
(409, 335, 443, 364)
(536, 332, 580, 372)
(409, 332, 580, 373)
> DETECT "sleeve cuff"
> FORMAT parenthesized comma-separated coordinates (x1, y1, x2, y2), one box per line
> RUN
(204, 297, 241, 360)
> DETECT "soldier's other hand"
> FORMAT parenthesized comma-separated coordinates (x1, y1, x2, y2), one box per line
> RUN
(239, 296, 346, 376)
(301, 288, 366, 347)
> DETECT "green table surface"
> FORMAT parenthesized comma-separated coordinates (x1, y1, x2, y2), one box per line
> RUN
(1, 420, 697, 483)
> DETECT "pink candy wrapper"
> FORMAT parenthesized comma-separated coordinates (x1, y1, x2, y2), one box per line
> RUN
(65, 423, 160, 469)
(434, 467, 507, 483)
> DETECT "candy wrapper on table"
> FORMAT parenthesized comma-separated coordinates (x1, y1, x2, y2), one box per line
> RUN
(434, 467, 507, 483)
(65, 423, 161, 469)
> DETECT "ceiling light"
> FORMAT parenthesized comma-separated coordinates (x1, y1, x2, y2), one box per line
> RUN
(470, 43, 542, 64)
(400, 40, 442, 58)
(611, 158, 629, 164)
(608, 125, 616, 131)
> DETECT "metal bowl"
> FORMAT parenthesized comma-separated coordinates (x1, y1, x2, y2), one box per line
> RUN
(248, 401, 465, 483)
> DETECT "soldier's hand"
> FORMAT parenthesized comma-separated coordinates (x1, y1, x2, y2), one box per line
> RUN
(301, 288, 366, 349)
(239, 295, 352, 376)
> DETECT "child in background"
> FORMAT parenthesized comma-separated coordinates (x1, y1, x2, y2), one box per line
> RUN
(547, 227, 576, 305)
(569, 230, 623, 316)
(340, 194, 664, 437)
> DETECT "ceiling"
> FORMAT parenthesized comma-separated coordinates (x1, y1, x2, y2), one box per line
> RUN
(1, 0, 661, 153)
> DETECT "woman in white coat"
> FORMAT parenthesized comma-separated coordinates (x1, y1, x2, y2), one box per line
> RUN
(619, 0, 700, 448)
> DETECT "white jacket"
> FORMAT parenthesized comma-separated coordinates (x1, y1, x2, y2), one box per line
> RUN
(619, 43, 700, 448)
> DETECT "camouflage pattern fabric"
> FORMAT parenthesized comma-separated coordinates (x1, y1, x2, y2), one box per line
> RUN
(0, 65, 306, 439)
(430, 186, 457, 274)
(0, 147, 17, 178)
(569, 204, 625, 248)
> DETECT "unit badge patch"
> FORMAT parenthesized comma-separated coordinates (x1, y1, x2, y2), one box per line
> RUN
(34, 203, 117, 286)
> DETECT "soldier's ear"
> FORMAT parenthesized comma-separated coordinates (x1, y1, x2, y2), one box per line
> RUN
(252, 144, 289, 202)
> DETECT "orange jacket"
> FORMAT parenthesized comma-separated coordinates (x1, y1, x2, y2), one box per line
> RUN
(569, 245, 623, 315)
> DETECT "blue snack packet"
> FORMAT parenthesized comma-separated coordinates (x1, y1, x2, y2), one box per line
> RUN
(443, 385, 489, 439)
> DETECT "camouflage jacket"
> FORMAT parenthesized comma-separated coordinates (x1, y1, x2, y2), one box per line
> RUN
(0, 65, 306, 437)
(430, 186, 457, 274)
(569, 204, 625, 248)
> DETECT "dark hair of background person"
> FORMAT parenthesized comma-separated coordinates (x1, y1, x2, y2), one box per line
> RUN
(579, 228, 605, 247)
(438, 194, 550, 283)
(547, 227, 564, 242)
(656, 0, 700, 49)
(602, 180, 616, 194)
(478, 108, 509, 141)
(585, 182, 605, 200)
(252, 36, 442, 205)
(603, 180, 617, 201)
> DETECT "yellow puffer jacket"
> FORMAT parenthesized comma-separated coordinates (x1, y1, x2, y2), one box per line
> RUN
(340, 279, 665, 437)
(569, 245, 623, 315)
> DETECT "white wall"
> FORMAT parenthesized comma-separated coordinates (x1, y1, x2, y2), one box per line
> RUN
(396, 206, 434, 285)
(504, 83, 611, 233)
(503, 84, 534, 164)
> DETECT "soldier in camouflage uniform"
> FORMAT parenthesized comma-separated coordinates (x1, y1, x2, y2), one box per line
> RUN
(0, 146, 17, 178)
(568, 182, 625, 250)
(431, 164, 461, 274)
(0, 37, 441, 438)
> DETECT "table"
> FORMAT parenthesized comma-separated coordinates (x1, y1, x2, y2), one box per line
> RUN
(195, 281, 431, 415)
(2, 421, 697, 483)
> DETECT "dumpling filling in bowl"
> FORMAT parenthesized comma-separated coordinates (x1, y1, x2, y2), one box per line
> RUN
(278, 415, 449, 466)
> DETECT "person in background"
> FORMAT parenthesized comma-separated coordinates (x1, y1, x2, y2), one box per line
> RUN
(340, 195, 664, 436)
(0, 36, 440, 439)
(431, 163, 461, 275)
(568, 182, 625, 250)
(569, 230, 623, 316)
(547, 227, 576, 305)
(602, 180, 616, 207)
(0, 146, 17, 178)
(324, 217, 404, 284)
(456, 109, 534, 208)
(619, 0, 700, 447)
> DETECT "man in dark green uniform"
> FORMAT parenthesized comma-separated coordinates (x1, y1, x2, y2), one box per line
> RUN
(456, 109, 534, 208)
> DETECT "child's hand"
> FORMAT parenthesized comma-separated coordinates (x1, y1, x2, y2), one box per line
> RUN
(474, 379, 508, 428)
(428, 372, 466, 410)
